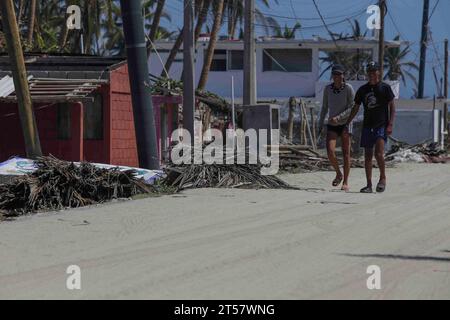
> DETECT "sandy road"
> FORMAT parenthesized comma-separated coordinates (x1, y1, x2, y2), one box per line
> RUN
(0, 163, 450, 299)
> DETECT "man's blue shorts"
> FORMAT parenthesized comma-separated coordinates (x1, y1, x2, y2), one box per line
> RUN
(360, 127, 387, 149)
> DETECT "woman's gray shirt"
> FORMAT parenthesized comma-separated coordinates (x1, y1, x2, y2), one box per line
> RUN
(318, 83, 355, 130)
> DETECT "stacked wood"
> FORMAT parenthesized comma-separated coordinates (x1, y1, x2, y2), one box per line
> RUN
(274, 144, 367, 173)
(0, 156, 157, 218)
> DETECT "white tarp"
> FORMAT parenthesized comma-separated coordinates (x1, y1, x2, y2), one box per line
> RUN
(0, 157, 164, 185)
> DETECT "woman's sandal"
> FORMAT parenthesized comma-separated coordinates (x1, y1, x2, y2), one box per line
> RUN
(332, 176, 343, 187)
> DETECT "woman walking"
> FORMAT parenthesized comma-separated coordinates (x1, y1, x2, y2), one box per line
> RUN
(318, 64, 355, 192)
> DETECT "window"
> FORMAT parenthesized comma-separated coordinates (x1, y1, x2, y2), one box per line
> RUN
(263, 49, 312, 72)
(228, 50, 244, 70)
(57, 103, 71, 140)
(83, 94, 103, 140)
(209, 49, 227, 71)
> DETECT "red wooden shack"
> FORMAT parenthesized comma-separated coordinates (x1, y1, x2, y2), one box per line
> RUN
(0, 54, 180, 167)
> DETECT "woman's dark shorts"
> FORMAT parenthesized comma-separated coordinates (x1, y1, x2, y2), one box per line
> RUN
(327, 124, 351, 137)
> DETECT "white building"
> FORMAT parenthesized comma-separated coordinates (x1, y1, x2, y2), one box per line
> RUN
(149, 38, 402, 103)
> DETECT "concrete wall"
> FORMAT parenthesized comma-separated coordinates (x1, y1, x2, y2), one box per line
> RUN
(390, 109, 441, 145)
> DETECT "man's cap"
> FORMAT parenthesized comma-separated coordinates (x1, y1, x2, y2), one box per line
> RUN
(366, 61, 380, 72)
(331, 64, 345, 75)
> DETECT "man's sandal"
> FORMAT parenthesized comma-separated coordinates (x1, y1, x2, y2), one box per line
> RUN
(376, 182, 386, 193)
(360, 186, 373, 193)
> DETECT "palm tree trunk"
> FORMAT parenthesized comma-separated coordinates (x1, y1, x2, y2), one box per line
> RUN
(59, 17, 69, 52)
(197, 0, 225, 90)
(147, 0, 166, 56)
(194, 0, 211, 42)
(17, 0, 24, 27)
(162, 0, 211, 78)
(26, 0, 37, 46)
(161, 29, 183, 77)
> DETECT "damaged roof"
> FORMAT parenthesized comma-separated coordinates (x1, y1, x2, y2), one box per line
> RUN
(0, 76, 107, 103)
(0, 53, 126, 80)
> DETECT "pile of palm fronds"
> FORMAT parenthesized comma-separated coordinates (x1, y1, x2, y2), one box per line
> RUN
(164, 163, 294, 191)
(0, 156, 156, 218)
(163, 146, 295, 191)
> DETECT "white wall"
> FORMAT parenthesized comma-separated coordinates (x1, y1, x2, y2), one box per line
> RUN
(148, 46, 320, 100)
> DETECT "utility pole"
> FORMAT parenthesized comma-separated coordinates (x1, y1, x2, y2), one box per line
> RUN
(444, 39, 448, 134)
(418, 0, 430, 99)
(183, 0, 195, 145)
(120, 0, 159, 169)
(244, 0, 256, 105)
(0, 0, 42, 159)
(378, 0, 386, 75)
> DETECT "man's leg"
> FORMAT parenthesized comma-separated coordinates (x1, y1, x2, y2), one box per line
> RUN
(374, 138, 386, 188)
(326, 130, 342, 185)
(341, 130, 351, 191)
(364, 147, 374, 189)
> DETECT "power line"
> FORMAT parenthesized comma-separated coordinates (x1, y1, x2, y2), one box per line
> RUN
(311, 0, 339, 48)
(256, 6, 367, 22)
(429, 0, 440, 20)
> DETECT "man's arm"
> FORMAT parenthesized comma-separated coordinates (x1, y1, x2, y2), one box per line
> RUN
(386, 99, 396, 135)
(346, 103, 361, 126)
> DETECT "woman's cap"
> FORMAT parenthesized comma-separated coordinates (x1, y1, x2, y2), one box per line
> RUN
(331, 64, 345, 75)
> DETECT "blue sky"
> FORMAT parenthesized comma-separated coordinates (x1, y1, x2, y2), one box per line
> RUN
(162, 0, 449, 99)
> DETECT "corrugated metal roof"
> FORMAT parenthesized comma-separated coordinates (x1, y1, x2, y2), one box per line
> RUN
(0, 77, 107, 103)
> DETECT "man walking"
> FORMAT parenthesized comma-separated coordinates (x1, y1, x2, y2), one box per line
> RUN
(346, 61, 396, 193)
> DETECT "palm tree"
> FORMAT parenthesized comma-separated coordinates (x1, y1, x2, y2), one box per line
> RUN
(26, 0, 37, 46)
(320, 20, 371, 80)
(161, 0, 212, 77)
(383, 35, 419, 86)
(162, 0, 280, 76)
(197, 0, 225, 90)
(225, 0, 279, 40)
(272, 22, 301, 39)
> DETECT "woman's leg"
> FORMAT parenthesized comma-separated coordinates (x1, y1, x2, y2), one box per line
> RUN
(326, 130, 342, 185)
(341, 129, 351, 191)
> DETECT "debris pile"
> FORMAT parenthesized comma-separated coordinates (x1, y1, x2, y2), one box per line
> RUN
(163, 146, 295, 190)
(276, 144, 366, 173)
(386, 141, 449, 163)
(150, 76, 230, 113)
(164, 163, 294, 190)
(0, 156, 156, 218)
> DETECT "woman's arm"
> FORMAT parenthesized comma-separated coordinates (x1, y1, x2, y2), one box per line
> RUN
(334, 85, 355, 123)
(318, 86, 329, 133)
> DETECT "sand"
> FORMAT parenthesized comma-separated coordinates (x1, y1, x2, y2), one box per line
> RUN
(0, 162, 450, 299)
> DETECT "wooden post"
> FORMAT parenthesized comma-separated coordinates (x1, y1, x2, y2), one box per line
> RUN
(0, 0, 42, 159)
(287, 97, 295, 142)
(418, 0, 430, 98)
(444, 39, 448, 135)
(310, 106, 317, 149)
(378, 0, 386, 75)
(243, 0, 256, 105)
